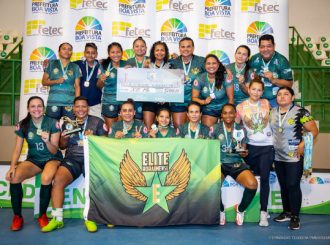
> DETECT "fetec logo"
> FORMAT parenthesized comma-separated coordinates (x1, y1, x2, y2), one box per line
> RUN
(26, 20, 63, 36)
(71, 52, 85, 61)
(246, 21, 273, 45)
(122, 49, 136, 61)
(156, 0, 194, 12)
(205, 0, 231, 18)
(32, 0, 59, 14)
(160, 18, 187, 43)
(119, 0, 146, 15)
(199, 23, 235, 40)
(24, 79, 49, 95)
(75, 16, 102, 42)
(29, 47, 56, 72)
(241, 0, 279, 14)
(209, 50, 230, 66)
(112, 22, 151, 38)
(70, 0, 108, 10)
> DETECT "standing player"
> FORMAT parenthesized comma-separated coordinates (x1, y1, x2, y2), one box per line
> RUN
(269, 87, 318, 230)
(41, 96, 108, 233)
(192, 54, 234, 127)
(6, 96, 62, 231)
(97, 42, 126, 128)
(42, 42, 81, 119)
(75, 43, 102, 118)
(212, 103, 257, 226)
(226, 45, 254, 106)
(249, 34, 293, 107)
(170, 37, 205, 128)
(236, 77, 274, 227)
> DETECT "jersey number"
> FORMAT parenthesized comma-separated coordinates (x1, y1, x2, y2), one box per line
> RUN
(35, 142, 45, 151)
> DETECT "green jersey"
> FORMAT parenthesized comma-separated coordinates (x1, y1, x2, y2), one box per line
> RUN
(15, 116, 62, 162)
(226, 63, 254, 105)
(178, 122, 211, 139)
(212, 122, 248, 164)
(154, 127, 178, 138)
(45, 59, 81, 106)
(249, 51, 293, 100)
(108, 120, 148, 138)
(170, 55, 205, 105)
(192, 72, 233, 111)
(98, 60, 126, 105)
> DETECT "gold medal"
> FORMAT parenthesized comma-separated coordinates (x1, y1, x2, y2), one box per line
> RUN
(105, 71, 110, 76)
(278, 127, 283, 133)
(36, 129, 42, 135)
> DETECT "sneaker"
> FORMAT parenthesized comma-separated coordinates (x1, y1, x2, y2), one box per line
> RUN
(85, 220, 97, 232)
(235, 205, 245, 226)
(37, 214, 49, 228)
(219, 211, 226, 226)
(41, 217, 64, 232)
(259, 211, 269, 227)
(10, 215, 24, 231)
(289, 216, 300, 230)
(273, 212, 291, 222)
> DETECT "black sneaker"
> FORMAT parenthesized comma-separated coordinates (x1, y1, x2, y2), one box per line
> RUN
(273, 212, 291, 222)
(288, 216, 300, 230)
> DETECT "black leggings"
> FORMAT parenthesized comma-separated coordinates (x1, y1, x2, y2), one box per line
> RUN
(274, 160, 303, 216)
(244, 144, 274, 211)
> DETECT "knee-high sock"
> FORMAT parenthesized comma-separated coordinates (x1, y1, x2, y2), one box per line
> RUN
(10, 183, 23, 216)
(39, 184, 52, 217)
(238, 188, 257, 212)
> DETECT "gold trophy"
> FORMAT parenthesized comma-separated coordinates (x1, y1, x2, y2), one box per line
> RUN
(62, 116, 83, 136)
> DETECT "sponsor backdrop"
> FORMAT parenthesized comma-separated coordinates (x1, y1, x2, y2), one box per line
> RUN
(20, 0, 289, 121)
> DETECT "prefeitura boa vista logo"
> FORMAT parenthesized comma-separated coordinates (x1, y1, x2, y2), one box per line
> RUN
(120, 149, 191, 213)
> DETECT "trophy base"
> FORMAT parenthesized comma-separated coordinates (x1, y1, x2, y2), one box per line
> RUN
(63, 127, 82, 136)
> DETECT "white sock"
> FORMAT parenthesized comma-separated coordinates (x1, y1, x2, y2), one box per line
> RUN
(51, 208, 63, 222)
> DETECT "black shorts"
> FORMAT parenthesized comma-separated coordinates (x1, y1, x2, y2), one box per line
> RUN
(221, 162, 250, 180)
(26, 157, 60, 170)
(143, 102, 170, 113)
(60, 157, 84, 181)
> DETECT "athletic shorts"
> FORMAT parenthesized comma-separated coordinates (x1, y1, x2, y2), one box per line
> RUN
(169, 105, 187, 113)
(26, 157, 60, 170)
(46, 105, 74, 120)
(60, 157, 84, 181)
(222, 162, 250, 180)
(143, 102, 170, 113)
(102, 104, 120, 118)
(202, 107, 220, 118)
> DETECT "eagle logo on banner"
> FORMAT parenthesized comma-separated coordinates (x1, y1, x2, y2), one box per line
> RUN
(120, 149, 191, 214)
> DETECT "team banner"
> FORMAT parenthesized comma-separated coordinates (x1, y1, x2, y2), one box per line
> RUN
(84, 136, 221, 226)
(20, 0, 289, 120)
(117, 68, 184, 102)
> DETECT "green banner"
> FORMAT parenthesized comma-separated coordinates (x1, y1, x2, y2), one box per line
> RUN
(85, 136, 221, 226)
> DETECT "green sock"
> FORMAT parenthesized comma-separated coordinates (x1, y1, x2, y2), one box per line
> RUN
(10, 183, 23, 216)
(39, 184, 52, 217)
(238, 188, 257, 212)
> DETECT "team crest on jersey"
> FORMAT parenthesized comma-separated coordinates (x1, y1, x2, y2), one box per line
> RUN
(65, 106, 73, 111)
(28, 132, 34, 139)
(287, 118, 295, 125)
(203, 86, 208, 93)
(67, 70, 74, 76)
(51, 106, 58, 112)
(191, 68, 200, 75)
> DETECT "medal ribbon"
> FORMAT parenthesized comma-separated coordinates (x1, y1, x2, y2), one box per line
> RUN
(235, 63, 246, 77)
(188, 123, 200, 139)
(85, 61, 97, 82)
(135, 57, 146, 68)
(59, 59, 70, 78)
(222, 121, 232, 151)
(78, 117, 88, 140)
(207, 74, 215, 95)
(182, 57, 193, 80)
(278, 104, 294, 130)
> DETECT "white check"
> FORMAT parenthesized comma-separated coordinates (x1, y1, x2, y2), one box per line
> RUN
(116, 68, 184, 102)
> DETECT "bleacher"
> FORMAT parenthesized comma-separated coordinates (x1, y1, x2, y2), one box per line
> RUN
(0, 29, 22, 125)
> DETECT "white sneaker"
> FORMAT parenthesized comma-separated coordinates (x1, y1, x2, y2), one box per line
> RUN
(259, 211, 269, 227)
(219, 211, 226, 226)
(235, 205, 245, 226)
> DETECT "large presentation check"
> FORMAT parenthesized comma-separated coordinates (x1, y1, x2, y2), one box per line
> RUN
(116, 68, 184, 102)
